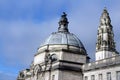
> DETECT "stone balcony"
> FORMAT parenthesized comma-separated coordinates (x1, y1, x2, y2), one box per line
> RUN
(83, 55, 120, 71)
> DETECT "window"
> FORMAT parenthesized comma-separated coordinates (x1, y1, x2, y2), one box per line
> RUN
(91, 75, 95, 80)
(107, 72, 111, 80)
(84, 76, 88, 80)
(52, 75, 55, 80)
(117, 71, 120, 80)
(99, 74, 102, 80)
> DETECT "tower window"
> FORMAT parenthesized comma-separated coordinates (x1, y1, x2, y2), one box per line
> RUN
(99, 74, 102, 80)
(91, 75, 95, 80)
(52, 75, 55, 80)
(116, 71, 120, 80)
(107, 72, 111, 80)
(84, 76, 88, 80)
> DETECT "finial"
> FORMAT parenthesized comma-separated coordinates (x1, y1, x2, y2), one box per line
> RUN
(58, 12, 69, 32)
(101, 7, 109, 19)
(62, 12, 67, 18)
(103, 7, 108, 13)
(100, 8, 111, 26)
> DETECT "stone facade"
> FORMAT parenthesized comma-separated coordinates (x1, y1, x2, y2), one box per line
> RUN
(17, 9, 120, 80)
(83, 55, 120, 80)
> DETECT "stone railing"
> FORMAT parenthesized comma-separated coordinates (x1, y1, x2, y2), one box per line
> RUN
(83, 55, 120, 71)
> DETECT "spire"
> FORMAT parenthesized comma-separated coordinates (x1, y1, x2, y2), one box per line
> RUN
(100, 8, 111, 26)
(96, 8, 116, 52)
(95, 8, 118, 60)
(58, 12, 69, 32)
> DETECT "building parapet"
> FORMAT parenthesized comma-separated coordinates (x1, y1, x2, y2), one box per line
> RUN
(83, 55, 120, 71)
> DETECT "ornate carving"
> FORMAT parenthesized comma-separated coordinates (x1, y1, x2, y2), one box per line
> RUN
(33, 64, 42, 75)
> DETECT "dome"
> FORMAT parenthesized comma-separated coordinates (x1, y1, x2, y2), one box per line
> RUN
(40, 12, 86, 51)
(41, 32, 85, 49)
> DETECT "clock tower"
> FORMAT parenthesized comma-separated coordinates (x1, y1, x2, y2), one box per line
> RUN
(95, 8, 119, 61)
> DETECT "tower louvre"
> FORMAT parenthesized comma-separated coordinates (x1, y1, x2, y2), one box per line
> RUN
(95, 8, 119, 60)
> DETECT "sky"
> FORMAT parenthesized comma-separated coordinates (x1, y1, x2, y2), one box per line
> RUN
(0, 0, 120, 80)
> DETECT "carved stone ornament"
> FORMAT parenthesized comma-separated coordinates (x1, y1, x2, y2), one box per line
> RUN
(19, 72, 25, 78)
(33, 64, 42, 75)
(50, 54, 57, 62)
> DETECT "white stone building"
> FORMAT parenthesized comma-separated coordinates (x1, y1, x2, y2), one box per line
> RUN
(17, 9, 120, 80)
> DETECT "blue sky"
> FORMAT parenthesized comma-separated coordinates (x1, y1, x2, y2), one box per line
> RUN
(0, 0, 120, 80)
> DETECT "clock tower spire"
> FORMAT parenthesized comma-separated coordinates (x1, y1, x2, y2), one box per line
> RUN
(95, 8, 119, 60)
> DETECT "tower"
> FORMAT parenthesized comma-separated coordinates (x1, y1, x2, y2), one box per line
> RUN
(95, 8, 119, 61)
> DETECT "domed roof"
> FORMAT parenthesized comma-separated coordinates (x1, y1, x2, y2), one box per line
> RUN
(40, 12, 85, 50)
(41, 32, 85, 48)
